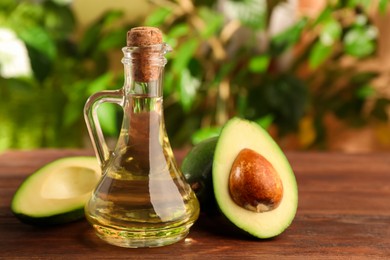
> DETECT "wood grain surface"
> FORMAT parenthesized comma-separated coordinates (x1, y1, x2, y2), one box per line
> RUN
(0, 150, 389, 259)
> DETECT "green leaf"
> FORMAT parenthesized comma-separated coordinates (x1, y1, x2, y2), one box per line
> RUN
(191, 126, 221, 145)
(270, 18, 307, 55)
(15, 24, 57, 81)
(356, 85, 375, 99)
(222, 0, 266, 30)
(44, 2, 75, 39)
(313, 6, 332, 26)
(172, 39, 198, 73)
(255, 114, 274, 129)
(247, 74, 308, 133)
(319, 18, 342, 46)
(379, 0, 389, 13)
(168, 24, 189, 38)
(25, 45, 52, 82)
(0, 118, 13, 150)
(63, 99, 84, 127)
(145, 7, 172, 26)
(344, 26, 376, 58)
(79, 23, 101, 55)
(165, 23, 190, 48)
(166, 23, 189, 45)
(97, 103, 119, 137)
(163, 72, 175, 95)
(16, 124, 43, 149)
(101, 10, 124, 27)
(248, 55, 270, 73)
(7, 2, 44, 26)
(309, 41, 333, 69)
(87, 73, 114, 95)
(237, 91, 248, 117)
(179, 68, 201, 112)
(213, 62, 235, 86)
(79, 10, 124, 55)
(2, 77, 35, 94)
(17, 26, 57, 61)
(198, 7, 224, 38)
(347, 0, 371, 10)
(0, 0, 15, 9)
(63, 80, 91, 127)
(98, 28, 128, 51)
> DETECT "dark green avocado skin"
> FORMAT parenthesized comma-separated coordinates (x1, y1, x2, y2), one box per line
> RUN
(182, 137, 219, 215)
(12, 208, 85, 226)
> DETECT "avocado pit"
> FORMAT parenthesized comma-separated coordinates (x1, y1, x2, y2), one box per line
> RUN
(229, 148, 283, 213)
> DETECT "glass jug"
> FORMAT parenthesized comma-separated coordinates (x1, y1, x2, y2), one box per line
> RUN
(83, 27, 200, 248)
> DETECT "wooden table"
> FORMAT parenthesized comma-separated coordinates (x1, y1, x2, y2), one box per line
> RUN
(0, 150, 389, 259)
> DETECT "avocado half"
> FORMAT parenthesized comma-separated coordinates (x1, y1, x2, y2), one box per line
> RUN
(213, 117, 298, 238)
(11, 157, 100, 226)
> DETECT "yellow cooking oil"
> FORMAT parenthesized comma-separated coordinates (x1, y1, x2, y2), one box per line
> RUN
(85, 96, 199, 248)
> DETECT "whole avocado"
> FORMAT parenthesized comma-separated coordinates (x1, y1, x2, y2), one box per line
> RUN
(181, 137, 218, 214)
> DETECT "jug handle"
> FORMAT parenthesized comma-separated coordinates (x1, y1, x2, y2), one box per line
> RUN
(84, 90, 123, 167)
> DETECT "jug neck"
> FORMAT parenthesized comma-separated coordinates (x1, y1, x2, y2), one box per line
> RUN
(122, 43, 171, 98)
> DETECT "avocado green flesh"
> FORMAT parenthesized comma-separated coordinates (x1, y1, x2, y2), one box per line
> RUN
(11, 157, 100, 225)
(213, 118, 298, 238)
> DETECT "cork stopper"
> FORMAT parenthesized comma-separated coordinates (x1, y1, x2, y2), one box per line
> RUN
(127, 27, 164, 82)
(127, 27, 163, 47)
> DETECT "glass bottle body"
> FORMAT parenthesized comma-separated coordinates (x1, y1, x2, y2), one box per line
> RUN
(84, 44, 199, 248)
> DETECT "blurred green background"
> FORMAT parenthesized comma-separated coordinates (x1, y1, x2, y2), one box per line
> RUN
(1, 0, 390, 152)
